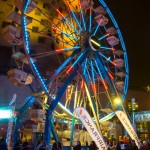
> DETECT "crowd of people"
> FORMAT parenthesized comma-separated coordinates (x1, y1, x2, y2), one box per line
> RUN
(0, 137, 150, 150)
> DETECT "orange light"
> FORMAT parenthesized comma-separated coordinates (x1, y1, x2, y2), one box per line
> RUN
(90, 7, 92, 14)
(55, 49, 64, 52)
(110, 47, 115, 50)
(81, 80, 84, 89)
(91, 83, 97, 93)
(108, 72, 114, 80)
(66, 66, 73, 74)
(103, 81, 108, 90)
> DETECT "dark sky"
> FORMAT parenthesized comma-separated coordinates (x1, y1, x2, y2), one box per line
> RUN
(105, 0, 150, 89)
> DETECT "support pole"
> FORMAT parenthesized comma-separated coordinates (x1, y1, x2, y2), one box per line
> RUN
(13, 116, 21, 148)
(44, 48, 90, 147)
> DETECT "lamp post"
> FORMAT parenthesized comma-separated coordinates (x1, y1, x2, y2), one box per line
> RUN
(127, 98, 138, 130)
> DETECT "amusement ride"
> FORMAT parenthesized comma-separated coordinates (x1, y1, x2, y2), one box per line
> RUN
(1, 0, 134, 149)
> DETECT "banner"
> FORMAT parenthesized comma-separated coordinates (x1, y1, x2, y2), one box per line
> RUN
(115, 110, 141, 148)
(74, 107, 107, 150)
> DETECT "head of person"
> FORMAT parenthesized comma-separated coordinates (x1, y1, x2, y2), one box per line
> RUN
(53, 142, 57, 148)
(57, 141, 62, 148)
(77, 141, 81, 146)
(42, 140, 47, 146)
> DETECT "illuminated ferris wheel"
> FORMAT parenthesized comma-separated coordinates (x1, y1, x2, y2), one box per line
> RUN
(4, 0, 129, 146)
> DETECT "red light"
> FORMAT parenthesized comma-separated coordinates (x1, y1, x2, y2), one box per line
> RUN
(66, 66, 73, 74)
(103, 81, 108, 90)
(91, 83, 97, 93)
(80, 80, 84, 89)
(108, 72, 114, 80)
(90, 7, 92, 14)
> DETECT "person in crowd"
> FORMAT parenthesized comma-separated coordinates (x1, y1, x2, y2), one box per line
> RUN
(39, 140, 48, 150)
(35, 140, 42, 150)
(57, 141, 63, 150)
(131, 140, 138, 150)
(89, 141, 97, 150)
(13, 142, 22, 150)
(0, 138, 8, 150)
(73, 141, 82, 150)
(52, 142, 59, 150)
(22, 141, 30, 150)
(146, 139, 150, 150)
(85, 141, 89, 150)
(116, 141, 121, 150)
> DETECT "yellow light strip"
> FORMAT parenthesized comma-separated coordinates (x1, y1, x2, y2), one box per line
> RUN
(91, 39, 101, 47)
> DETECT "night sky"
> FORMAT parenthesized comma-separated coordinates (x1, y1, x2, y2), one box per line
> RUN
(105, 0, 150, 89)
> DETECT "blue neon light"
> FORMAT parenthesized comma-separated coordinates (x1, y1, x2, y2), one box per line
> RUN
(89, 9, 92, 32)
(100, 46, 112, 50)
(98, 35, 107, 41)
(23, 0, 49, 93)
(90, 60, 95, 83)
(98, 53, 114, 64)
(60, 12, 79, 35)
(71, 10, 82, 31)
(72, 53, 84, 67)
(99, 0, 129, 101)
(55, 51, 77, 75)
(94, 60, 105, 82)
(94, 24, 100, 36)
(80, 9, 86, 31)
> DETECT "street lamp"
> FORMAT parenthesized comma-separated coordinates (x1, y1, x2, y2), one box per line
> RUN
(112, 96, 122, 110)
(127, 98, 138, 131)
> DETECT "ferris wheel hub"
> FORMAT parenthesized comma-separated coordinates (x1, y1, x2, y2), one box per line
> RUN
(89, 36, 101, 51)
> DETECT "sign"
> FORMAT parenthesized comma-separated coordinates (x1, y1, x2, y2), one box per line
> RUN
(115, 110, 141, 148)
(74, 107, 107, 150)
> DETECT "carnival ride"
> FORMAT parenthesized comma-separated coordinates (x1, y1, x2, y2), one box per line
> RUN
(2, 0, 130, 148)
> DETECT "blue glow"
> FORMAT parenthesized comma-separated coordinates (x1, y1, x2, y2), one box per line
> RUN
(60, 30, 78, 40)
(90, 60, 95, 83)
(93, 24, 100, 36)
(89, 9, 92, 32)
(23, 7, 49, 93)
(100, 46, 112, 50)
(98, 35, 107, 41)
(83, 58, 88, 75)
(71, 10, 82, 31)
(0, 109, 12, 119)
(80, 9, 86, 31)
(98, 53, 114, 64)
(94, 60, 105, 83)
(99, 112, 115, 122)
(64, 46, 80, 51)
(99, 0, 129, 101)
(60, 12, 79, 35)
(55, 51, 77, 75)
(24, 0, 30, 13)
(72, 53, 84, 67)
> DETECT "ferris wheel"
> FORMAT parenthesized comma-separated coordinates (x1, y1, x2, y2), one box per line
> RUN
(4, 0, 129, 146)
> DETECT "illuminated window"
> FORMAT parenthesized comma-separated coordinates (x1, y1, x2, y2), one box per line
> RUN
(35, 9, 41, 16)
(38, 37, 46, 44)
(43, 3, 50, 10)
(41, 19, 48, 26)
(59, 7, 62, 13)
(76, 5, 78, 10)
(51, 42, 55, 50)
(51, 1, 55, 5)
(56, 38, 59, 44)
(6, 4, 13, 11)
(2, 21, 10, 28)
(0, 12, 4, 18)
(32, 26, 39, 33)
